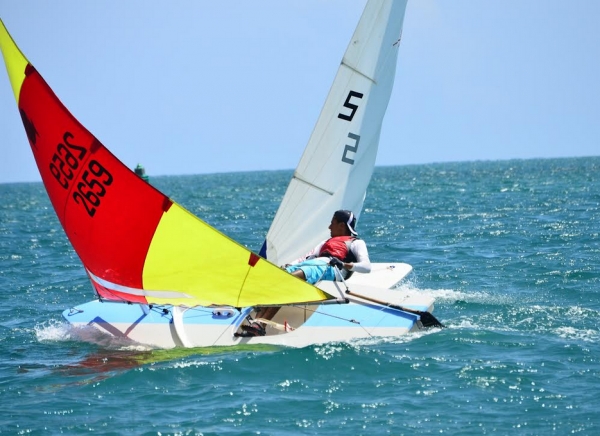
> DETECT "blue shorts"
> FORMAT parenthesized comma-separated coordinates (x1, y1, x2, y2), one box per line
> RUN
(286, 259, 337, 284)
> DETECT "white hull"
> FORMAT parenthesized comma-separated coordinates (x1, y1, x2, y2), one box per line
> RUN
(63, 263, 436, 349)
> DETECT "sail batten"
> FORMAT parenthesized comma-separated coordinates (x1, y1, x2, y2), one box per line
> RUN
(292, 174, 335, 196)
(340, 61, 377, 84)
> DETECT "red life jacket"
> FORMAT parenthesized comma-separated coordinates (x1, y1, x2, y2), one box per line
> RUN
(318, 236, 357, 261)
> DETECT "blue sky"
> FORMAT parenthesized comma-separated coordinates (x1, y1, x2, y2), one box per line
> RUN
(1, 1, 599, 184)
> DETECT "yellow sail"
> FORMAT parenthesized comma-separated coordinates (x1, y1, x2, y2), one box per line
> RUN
(0, 19, 27, 102)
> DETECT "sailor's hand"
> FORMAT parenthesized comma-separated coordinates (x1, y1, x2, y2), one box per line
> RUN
(329, 257, 344, 270)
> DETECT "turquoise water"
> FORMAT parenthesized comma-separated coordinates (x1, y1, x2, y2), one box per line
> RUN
(1, 157, 598, 435)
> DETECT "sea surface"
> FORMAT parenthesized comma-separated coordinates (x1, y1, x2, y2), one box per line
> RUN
(0, 157, 598, 435)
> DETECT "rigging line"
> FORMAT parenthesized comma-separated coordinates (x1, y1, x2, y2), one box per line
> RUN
(150, 304, 243, 345)
(357, 321, 374, 338)
(330, 268, 392, 320)
(151, 304, 237, 318)
(331, 267, 349, 300)
(213, 318, 237, 344)
(290, 304, 359, 325)
(290, 304, 374, 337)
(291, 172, 334, 196)
(214, 308, 252, 344)
(149, 306, 169, 315)
(179, 305, 228, 315)
(96, 286, 173, 312)
(96, 288, 134, 305)
(96, 290, 170, 317)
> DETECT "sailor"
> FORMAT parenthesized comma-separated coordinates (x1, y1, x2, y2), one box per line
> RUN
(284, 209, 371, 284)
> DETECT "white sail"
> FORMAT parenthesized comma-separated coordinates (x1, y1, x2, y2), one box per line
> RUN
(262, 0, 408, 265)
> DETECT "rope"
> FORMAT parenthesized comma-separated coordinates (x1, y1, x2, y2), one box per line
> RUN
(289, 304, 360, 325)
(287, 305, 374, 337)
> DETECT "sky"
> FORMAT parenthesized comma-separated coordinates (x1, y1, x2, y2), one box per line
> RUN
(1, 1, 599, 184)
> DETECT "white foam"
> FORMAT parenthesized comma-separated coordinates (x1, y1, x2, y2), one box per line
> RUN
(35, 320, 153, 351)
(555, 326, 599, 343)
(394, 282, 500, 305)
(34, 319, 72, 342)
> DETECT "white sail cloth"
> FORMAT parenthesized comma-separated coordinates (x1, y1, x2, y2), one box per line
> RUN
(262, 0, 408, 265)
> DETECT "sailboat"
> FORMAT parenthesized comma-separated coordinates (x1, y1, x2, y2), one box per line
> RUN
(0, 0, 441, 349)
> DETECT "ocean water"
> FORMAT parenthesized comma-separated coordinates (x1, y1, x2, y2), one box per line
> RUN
(0, 157, 598, 435)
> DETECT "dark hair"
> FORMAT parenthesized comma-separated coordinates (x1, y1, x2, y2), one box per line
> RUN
(333, 210, 357, 235)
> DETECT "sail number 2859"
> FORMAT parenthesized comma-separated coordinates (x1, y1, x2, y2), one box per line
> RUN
(48, 132, 113, 217)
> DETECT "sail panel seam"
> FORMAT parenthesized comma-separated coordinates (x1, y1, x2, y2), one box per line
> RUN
(340, 60, 377, 84)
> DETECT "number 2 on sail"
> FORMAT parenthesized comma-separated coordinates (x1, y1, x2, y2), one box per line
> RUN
(48, 132, 87, 189)
(72, 160, 113, 217)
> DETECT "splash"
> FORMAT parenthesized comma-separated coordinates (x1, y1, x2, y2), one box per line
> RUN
(34, 319, 72, 342)
(34, 319, 152, 351)
(555, 326, 599, 343)
(395, 281, 514, 307)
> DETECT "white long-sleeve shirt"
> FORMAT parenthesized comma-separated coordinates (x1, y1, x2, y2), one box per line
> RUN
(290, 238, 371, 274)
